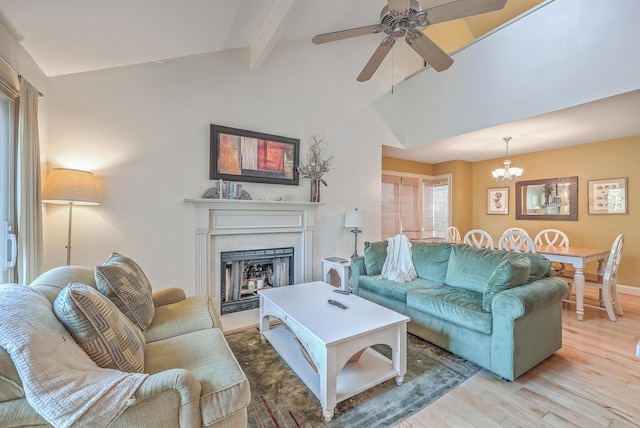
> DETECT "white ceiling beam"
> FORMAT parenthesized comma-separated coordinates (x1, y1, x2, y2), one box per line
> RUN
(249, 0, 296, 71)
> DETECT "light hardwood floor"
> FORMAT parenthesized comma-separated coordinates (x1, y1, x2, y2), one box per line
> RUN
(395, 290, 640, 427)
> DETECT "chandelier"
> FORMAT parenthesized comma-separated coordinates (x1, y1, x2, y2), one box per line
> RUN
(491, 137, 523, 184)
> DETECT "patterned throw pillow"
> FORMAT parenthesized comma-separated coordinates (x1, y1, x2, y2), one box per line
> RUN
(53, 284, 145, 373)
(103, 252, 153, 294)
(95, 264, 155, 332)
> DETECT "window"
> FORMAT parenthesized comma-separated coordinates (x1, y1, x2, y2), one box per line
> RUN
(1, 58, 18, 282)
(382, 172, 451, 240)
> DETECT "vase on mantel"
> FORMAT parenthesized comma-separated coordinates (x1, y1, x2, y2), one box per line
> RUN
(310, 179, 321, 203)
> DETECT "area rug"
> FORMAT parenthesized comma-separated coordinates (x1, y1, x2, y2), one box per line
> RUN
(226, 328, 479, 428)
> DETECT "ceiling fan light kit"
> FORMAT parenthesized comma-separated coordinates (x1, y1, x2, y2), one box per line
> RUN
(492, 136, 524, 185)
(312, 0, 508, 82)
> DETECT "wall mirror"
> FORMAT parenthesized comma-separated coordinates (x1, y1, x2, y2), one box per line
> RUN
(515, 176, 578, 220)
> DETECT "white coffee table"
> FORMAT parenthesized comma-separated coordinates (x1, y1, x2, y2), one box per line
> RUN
(259, 281, 409, 421)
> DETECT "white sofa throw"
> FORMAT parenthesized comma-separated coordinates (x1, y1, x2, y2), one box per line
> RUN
(0, 284, 148, 428)
(379, 234, 417, 283)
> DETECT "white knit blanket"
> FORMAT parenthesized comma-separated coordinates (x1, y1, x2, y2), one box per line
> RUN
(0, 284, 148, 428)
(379, 234, 417, 283)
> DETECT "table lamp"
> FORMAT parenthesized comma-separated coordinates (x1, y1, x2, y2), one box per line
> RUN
(43, 168, 100, 265)
(344, 208, 365, 258)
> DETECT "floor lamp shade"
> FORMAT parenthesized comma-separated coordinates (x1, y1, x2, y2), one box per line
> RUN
(42, 168, 100, 205)
(43, 168, 100, 265)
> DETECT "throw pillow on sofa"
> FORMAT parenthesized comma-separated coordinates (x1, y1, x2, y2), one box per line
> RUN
(95, 264, 155, 332)
(483, 258, 531, 312)
(103, 252, 153, 294)
(53, 283, 145, 373)
(364, 241, 388, 276)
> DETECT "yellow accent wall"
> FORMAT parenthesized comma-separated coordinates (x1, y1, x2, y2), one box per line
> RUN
(383, 136, 639, 287)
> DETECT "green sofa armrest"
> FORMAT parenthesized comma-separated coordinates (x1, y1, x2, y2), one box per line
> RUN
(350, 256, 366, 294)
(491, 277, 570, 318)
(113, 368, 202, 428)
(151, 287, 187, 307)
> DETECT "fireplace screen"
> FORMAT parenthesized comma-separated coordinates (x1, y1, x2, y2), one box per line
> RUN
(220, 247, 294, 314)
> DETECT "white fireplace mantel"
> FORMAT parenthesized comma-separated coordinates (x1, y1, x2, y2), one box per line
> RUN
(185, 198, 322, 299)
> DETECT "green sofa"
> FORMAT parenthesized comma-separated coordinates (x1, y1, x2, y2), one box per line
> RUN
(351, 241, 570, 381)
(0, 265, 250, 427)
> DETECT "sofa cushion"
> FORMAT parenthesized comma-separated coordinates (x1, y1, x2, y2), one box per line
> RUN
(53, 284, 146, 373)
(407, 286, 493, 334)
(29, 266, 97, 303)
(145, 294, 221, 343)
(364, 241, 388, 276)
(520, 253, 552, 282)
(445, 245, 514, 293)
(483, 258, 531, 312)
(144, 328, 251, 426)
(411, 241, 452, 283)
(358, 275, 442, 302)
(95, 264, 155, 332)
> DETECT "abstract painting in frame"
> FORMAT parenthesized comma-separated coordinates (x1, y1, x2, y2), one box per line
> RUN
(487, 187, 509, 215)
(210, 124, 299, 185)
(588, 177, 628, 215)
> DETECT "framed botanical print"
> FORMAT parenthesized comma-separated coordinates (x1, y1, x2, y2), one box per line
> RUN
(487, 187, 509, 215)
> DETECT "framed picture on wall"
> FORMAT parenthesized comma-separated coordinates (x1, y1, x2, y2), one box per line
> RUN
(588, 177, 628, 215)
(210, 124, 300, 185)
(487, 187, 509, 215)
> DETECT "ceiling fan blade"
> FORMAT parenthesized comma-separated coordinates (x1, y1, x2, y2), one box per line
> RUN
(312, 25, 381, 45)
(426, 0, 507, 25)
(357, 37, 395, 82)
(406, 31, 453, 72)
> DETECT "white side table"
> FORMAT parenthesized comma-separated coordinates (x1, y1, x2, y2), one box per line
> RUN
(322, 257, 352, 291)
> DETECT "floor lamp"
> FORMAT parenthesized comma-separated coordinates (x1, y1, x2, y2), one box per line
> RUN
(345, 208, 365, 258)
(43, 168, 100, 265)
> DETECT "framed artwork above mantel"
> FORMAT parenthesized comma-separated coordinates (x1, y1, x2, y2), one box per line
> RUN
(210, 124, 300, 185)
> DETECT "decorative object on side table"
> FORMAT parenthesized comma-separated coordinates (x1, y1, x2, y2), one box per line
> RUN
(297, 133, 333, 202)
(42, 168, 100, 265)
(345, 208, 366, 258)
(588, 177, 628, 215)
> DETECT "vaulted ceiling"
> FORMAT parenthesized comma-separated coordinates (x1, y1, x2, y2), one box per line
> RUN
(1, 0, 639, 163)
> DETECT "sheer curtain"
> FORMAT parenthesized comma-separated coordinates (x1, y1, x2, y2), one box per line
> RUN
(16, 76, 43, 283)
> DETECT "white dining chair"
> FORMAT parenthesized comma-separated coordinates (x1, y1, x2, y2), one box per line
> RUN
(567, 234, 625, 321)
(498, 231, 537, 253)
(446, 226, 461, 243)
(534, 229, 569, 274)
(463, 229, 494, 250)
(503, 227, 529, 236)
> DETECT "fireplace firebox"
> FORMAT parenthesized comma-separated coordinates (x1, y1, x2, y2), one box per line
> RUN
(220, 247, 294, 314)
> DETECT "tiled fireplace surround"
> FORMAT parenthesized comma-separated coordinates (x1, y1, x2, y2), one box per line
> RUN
(186, 199, 319, 331)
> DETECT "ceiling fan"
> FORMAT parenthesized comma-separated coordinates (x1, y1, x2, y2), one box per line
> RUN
(312, 0, 508, 82)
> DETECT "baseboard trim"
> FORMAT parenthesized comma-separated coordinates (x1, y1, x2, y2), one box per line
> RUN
(618, 284, 640, 296)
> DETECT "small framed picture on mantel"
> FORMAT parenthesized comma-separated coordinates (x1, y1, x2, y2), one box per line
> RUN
(487, 187, 509, 215)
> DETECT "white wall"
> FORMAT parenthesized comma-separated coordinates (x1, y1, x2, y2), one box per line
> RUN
(397, 0, 640, 148)
(45, 37, 396, 295)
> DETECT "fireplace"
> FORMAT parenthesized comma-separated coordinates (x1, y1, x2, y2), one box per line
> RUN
(220, 247, 294, 314)
(186, 199, 319, 331)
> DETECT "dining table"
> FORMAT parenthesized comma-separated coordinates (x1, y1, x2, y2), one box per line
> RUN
(536, 245, 609, 321)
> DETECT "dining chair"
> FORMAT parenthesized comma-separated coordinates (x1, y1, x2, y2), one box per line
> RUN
(498, 231, 537, 253)
(534, 229, 569, 274)
(446, 226, 461, 243)
(568, 234, 625, 321)
(463, 229, 494, 250)
(503, 227, 529, 236)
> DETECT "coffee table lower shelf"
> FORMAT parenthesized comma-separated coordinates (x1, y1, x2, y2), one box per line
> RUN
(262, 326, 399, 415)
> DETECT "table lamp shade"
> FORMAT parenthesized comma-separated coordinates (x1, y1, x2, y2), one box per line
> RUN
(43, 168, 100, 205)
(344, 209, 365, 228)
